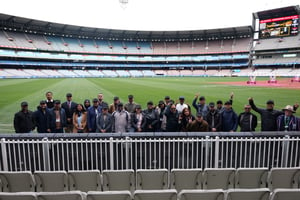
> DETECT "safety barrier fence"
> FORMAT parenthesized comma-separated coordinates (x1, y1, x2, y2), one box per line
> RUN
(0, 132, 299, 171)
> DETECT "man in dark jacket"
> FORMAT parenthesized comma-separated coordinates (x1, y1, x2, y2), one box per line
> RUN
(216, 92, 234, 113)
(49, 100, 67, 133)
(238, 105, 257, 132)
(61, 93, 77, 133)
(206, 102, 222, 132)
(96, 104, 112, 133)
(221, 101, 238, 132)
(164, 103, 179, 132)
(143, 101, 159, 132)
(34, 100, 51, 133)
(14, 101, 35, 133)
(249, 98, 298, 131)
(87, 98, 102, 132)
(187, 113, 209, 132)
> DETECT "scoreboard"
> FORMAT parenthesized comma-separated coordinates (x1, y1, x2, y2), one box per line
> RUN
(259, 15, 299, 38)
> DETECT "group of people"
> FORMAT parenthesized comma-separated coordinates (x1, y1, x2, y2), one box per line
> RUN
(13, 91, 300, 133)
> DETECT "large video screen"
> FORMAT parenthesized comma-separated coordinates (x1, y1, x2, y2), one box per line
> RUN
(259, 15, 299, 39)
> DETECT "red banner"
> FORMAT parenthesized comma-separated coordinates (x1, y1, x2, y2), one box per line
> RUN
(260, 15, 299, 23)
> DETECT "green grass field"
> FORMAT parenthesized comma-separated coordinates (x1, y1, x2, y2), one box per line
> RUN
(0, 77, 299, 133)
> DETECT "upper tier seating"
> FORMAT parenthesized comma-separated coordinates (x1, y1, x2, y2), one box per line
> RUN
(254, 35, 300, 51)
(0, 31, 252, 55)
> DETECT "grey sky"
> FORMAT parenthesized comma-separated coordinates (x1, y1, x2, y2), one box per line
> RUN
(0, 0, 299, 31)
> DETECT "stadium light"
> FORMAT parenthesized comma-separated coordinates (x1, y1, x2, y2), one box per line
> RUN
(119, 0, 128, 9)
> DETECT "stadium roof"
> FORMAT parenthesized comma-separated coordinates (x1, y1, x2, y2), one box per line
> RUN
(0, 13, 252, 41)
(256, 5, 300, 20)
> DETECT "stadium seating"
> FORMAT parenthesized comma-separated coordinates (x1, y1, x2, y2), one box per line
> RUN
(23, 69, 48, 77)
(202, 168, 235, 190)
(270, 189, 300, 200)
(267, 168, 300, 191)
(136, 169, 169, 190)
(36, 191, 85, 200)
(141, 70, 156, 77)
(47, 36, 70, 52)
(226, 188, 270, 200)
(0, 30, 297, 79)
(57, 69, 78, 77)
(178, 189, 224, 200)
(3, 69, 30, 77)
(170, 169, 202, 191)
(0, 171, 35, 192)
(28, 34, 53, 51)
(234, 168, 268, 189)
(102, 170, 135, 193)
(88, 70, 105, 77)
(87, 191, 132, 200)
(102, 70, 118, 77)
(1, 168, 300, 200)
(129, 70, 143, 77)
(134, 189, 177, 200)
(115, 70, 130, 77)
(0, 31, 17, 48)
(73, 70, 93, 77)
(0, 30, 252, 55)
(34, 171, 68, 192)
(254, 35, 300, 51)
(1, 67, 299, 79)
(0, 192, 37, 200)
(68, 170, 101, 192)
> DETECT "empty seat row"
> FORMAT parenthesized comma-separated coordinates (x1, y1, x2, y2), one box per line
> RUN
(171, 168, 300, 191)
(0, 189, 300, 200)
(0, 168, 300, 193)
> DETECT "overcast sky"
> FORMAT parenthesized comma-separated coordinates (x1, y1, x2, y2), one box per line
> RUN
(0, 0, 299, 31)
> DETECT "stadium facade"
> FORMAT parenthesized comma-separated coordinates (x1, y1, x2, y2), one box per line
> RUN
(0, 5, 299, 79)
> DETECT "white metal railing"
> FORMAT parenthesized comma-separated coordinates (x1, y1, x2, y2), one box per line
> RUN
(0, 134, 300, 171)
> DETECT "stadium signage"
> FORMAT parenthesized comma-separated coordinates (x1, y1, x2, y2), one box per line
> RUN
(259, 15, 299, 38)
(259, 15, 299, 23)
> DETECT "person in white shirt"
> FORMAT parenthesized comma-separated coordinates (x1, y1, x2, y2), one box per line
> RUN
(176, 96, 188, 114)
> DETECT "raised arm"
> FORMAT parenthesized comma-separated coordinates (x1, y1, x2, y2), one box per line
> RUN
(192, 93, 199, 111)
(248, 97, 263, 114)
